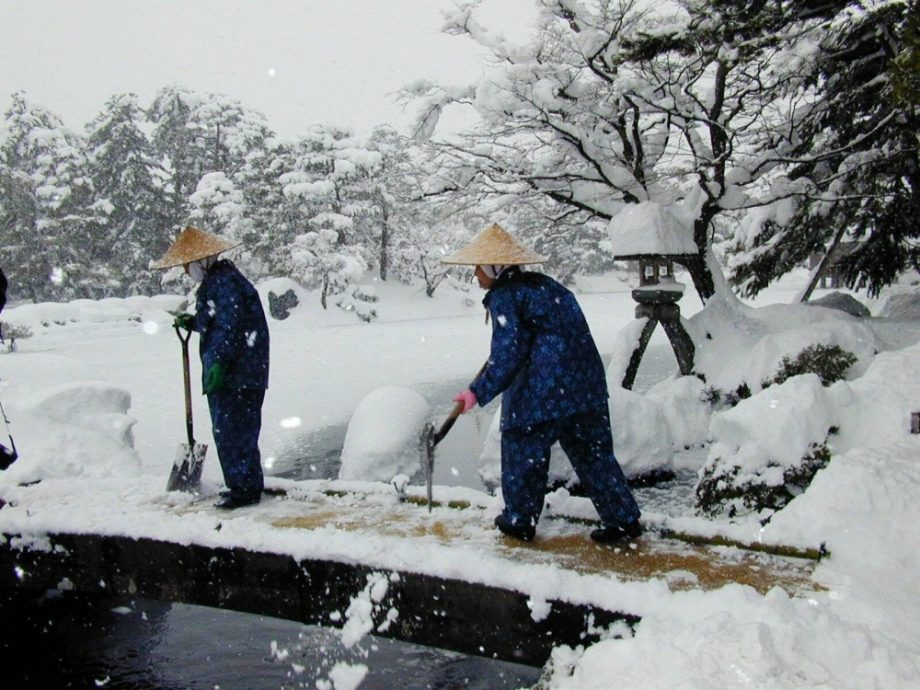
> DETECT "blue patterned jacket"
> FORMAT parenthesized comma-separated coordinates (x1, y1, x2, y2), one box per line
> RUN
(469, 268, 608, 431)
(193, 260, 269, 391)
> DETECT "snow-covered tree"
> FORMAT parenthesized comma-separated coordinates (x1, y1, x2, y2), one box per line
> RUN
(268, 124, 381, 303)
(728, 1, 920, 299)
(0, 92, 100, 300)
(289, 227, 369, 310)
(187, 171, 247, 240)
(407, 0, 843, 301)
(148, 85, 273, 231)
(84, 93, 170, 295)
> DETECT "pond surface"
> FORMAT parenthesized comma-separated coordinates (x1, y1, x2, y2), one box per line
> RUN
(2, 589, 541, 690)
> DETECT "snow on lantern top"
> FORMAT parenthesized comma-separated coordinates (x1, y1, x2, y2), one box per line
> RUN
(607, 200, 698, 260)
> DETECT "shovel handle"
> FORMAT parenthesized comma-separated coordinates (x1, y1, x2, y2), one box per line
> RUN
(175, 326, 195, 446)
(432, 359, 489, 448)
(432, 400, 466, 447)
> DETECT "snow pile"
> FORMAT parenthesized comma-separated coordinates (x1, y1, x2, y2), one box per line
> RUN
(609, 387, 675, 472)
(338, 386, 431, 482)
(541, 340, 920, 690)
(3, 295, 185, 335)
(2, 381, 140, 483)
(544, 584, 919, 690)
(607, 195, 701, 257)
(644, 375, 710, 450)
(879, 291, 920, 320)
(686, 292, 882, 393)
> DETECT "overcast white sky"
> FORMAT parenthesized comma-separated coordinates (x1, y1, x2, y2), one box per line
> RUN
(0, 0, 537, 139)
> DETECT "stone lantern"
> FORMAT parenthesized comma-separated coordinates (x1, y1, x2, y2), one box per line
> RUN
(608, 202, 698, 389)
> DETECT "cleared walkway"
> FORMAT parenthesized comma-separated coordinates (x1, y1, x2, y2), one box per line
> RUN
(0, 478, 821, 667)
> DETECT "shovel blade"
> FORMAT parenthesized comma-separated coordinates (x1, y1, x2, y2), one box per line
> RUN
(166, 442, 207, 493)
(419, 423, 435, 512)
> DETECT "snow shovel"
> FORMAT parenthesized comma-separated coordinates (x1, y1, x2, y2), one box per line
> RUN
(166, 325, 207, 492)
(420, 401, 465, 512)
(419, 361, 488, 511)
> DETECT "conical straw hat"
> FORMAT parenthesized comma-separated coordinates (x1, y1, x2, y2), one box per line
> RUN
(441, 223, 547, 265)
(152, 226, 241, 269)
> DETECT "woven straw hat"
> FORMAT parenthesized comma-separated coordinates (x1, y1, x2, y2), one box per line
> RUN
(441, 223, 547, 265)
(152, 226, 241, 269)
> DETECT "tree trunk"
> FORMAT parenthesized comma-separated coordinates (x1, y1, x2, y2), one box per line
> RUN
(799, 224, 848, 303)
(683, 254, 715, 303)
(683, 214, 716, 302)
(379, 214, 389, 281)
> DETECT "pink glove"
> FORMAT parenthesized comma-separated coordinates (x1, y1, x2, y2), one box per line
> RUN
(453, 389, 477, 413)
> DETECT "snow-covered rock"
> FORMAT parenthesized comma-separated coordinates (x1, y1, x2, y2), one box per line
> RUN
(338, 386, 431, 482)
(0, 381, 140, 484)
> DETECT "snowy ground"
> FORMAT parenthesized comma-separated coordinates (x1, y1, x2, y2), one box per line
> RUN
(1, 269, 920, 689)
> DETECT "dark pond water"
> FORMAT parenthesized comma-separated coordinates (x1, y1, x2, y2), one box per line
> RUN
(1, 589, 541, 689)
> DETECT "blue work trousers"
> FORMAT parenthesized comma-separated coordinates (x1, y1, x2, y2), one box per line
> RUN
(207, 388, 265, 497)
(500, 407, 640, 530)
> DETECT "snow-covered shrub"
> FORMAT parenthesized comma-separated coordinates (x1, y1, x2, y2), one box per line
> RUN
(335, 285, 378, 323)
(694, 374, 838, 520)
(352, 285, 378, 303)
(696, 439, 832, 519)
(725, 382, 752, 407)
(700, 381, 751, 409)
(1, 322, 32, 341)
(763, 344, 857, 388)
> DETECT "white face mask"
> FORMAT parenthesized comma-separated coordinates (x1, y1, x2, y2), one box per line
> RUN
(480, 264, 506, 280)
(187, 256, 216, 282)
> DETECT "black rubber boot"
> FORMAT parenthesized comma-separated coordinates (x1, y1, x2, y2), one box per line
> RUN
(590, 520, 643, 545)
(494, 514, 536, 542)
(214, 491, 261, 510)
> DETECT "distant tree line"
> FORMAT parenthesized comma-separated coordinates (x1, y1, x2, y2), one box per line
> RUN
(1, 1, 917, 306)
(0, 85, 487, 305)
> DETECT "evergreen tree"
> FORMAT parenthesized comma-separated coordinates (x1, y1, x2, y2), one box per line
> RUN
(148, 85, 273, 232)
(0, 92, 100, 300)
(84, 93, 170, 295)
(187, 171, 247, 241)
(728, 2, 920, 298)
(268, 124, 381, 305)
(235, 141, 291, 279)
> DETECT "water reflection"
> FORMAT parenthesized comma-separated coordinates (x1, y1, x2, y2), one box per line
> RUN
(1, 590, 541, 689)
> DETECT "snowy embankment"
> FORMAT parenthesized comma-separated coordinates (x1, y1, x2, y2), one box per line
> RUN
(1, 271, 920, 689)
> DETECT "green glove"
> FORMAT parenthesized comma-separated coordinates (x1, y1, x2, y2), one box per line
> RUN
(173, 312, 196, 331)
(203, 362, 227, 394)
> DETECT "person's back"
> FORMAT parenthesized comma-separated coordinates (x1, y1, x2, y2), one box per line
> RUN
(195, 259, 269, 392)
(475, 268, 608, 431)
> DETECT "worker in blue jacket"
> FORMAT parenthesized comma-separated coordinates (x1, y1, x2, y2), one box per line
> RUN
(444, 224, 641, 544)
(154, 227, 269, 509)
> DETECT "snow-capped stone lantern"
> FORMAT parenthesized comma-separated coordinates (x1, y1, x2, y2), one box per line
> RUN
(608, 201, 697, 389)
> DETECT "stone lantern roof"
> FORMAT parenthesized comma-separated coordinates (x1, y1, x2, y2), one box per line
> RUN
(607, 200, 698, 260)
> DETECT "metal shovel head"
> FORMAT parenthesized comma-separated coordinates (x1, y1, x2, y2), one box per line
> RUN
(420, 422, 436, 511)
(166, 442, 207, 493)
